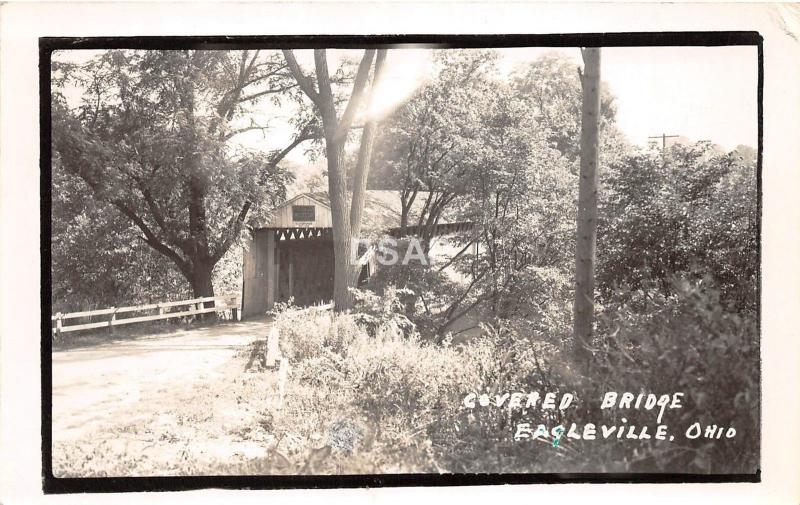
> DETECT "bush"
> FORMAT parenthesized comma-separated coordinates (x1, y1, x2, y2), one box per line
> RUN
(598, 142, 757, 312)
(272, 301, 362, 362)
(362, 262, 460, 340)
(352, 287, 416, 338)
(570, 277, 759, 473)
(255, 275, 757, 475)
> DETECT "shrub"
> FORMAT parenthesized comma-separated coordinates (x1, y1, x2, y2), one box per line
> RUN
(352, 287, 416, 338)
(546, 276, 759, 473)
(273, 302, 362, 362)
(260, 275, 758, 475)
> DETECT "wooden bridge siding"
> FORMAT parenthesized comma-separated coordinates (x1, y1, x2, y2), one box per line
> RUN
(269, 195, 332, 228)
(243, 227, 337, 317)
(242, 229, 274, 318)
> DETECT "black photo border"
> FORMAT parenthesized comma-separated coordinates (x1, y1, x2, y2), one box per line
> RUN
(40, 31, 763, 494)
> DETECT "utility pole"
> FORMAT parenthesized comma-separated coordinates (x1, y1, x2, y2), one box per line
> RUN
(573, 47, 602, 365)
(647, 133, 680, 150)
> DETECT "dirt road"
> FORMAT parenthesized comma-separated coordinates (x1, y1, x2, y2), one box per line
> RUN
(51, 318, 277, 476)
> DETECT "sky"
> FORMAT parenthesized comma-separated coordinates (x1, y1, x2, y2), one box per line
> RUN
(55, 45, 758, 165)
(496, 46, 758, 150)
(233, 45, 759, 163)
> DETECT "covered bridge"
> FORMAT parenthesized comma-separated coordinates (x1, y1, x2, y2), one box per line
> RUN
(241, 190, 473, 318)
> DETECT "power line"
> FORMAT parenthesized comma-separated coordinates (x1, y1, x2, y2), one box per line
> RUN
(647, 133, 680, 150)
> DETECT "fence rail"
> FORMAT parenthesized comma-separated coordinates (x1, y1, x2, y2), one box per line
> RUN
(52, 294, 241, 336)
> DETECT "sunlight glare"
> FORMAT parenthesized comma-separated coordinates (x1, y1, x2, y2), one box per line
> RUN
(365, 48, 433, 123)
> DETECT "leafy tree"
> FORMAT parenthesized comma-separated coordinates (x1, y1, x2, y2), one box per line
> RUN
(598, 141, 758, 312)
(369, 50, 499, 250)
(283, 48, 388, 312)
(510, 51, 618, 162)
(52, 50, 311, 303)
(440, 83, 576, 333)
(365, 50, 626, 341)
(51, 157, 191, 312)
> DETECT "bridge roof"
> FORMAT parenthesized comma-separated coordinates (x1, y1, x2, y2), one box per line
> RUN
(256, 190, 467, 237)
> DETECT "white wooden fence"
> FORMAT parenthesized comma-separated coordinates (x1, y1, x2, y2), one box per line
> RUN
(51, 294, 241, 336)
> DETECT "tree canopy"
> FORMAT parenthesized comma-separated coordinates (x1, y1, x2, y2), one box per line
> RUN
(52, 49, 313, 302)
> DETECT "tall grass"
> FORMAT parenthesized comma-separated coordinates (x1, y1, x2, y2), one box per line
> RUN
(240, 280, 758, 475)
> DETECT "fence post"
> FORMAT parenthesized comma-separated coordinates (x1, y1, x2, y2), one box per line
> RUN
(265, 326, 281, 368)
(277, 358, 288, 409)
(157, 303, 164, 317)
(109, 308, 116, 335)
(55, 313, 62, 338)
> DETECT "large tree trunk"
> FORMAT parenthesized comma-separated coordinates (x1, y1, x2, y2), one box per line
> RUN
(573, 47, 602, 363)
(326, 139, 356, 311)
(189, 262, 215, 298)
(315, 49, 359, 313)
(349, 50, 388, 288)
(282, 48, 386, 312)
(188, 260, 216, 321)
(190, 266, 214, 298)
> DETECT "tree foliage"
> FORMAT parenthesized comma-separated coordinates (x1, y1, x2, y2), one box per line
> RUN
(598, 142, 758, 312)
(52, 50, 308, 306)
(369, 50, 500, 245)
(444, 84, 575, 331)
(51, 157, 190, 312)
(510, 51, 618, 162)
(365, 51, 584, 338)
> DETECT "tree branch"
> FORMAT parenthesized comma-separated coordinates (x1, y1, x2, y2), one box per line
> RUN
(282, 49, 321, 106)
(438, 292, 491, 337)
(137, 182, 188, 252)
(236, 84, 299, 104)
(437, 234, 479, 273)
(336, 49, 376, 142)
(212, 201, 252, 262)
(266, 122, 319, 168)
(223, 124, 271, 141)
(110, 198, 191, 277)
(350, 49, 388, 233)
